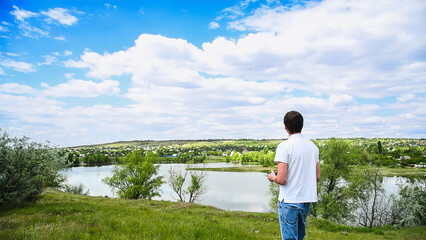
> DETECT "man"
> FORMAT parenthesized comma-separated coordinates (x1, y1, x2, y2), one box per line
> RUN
(267, 110, 320, 240)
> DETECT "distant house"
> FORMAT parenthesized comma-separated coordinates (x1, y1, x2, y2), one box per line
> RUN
(399, 156, 411, 161)
(242, 147, 249, 153)
(414, 162, 426, 168)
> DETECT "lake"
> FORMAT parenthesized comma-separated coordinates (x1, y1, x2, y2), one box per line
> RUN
(60, 163, 406, 213)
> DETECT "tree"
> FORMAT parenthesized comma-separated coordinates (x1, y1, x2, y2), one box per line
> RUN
(316, 138, 357, 222)
(168, 168, 187, 202)
(377, 141, 383, 154)
(355, 167, 392, 228)
(187, 172, 207, 203)
(167, 167, 207, 203)
(102, 151, 163, 200)
(0, 133, 67, 207)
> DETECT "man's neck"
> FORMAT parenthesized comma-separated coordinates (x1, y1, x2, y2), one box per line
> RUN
(288, 132, 301, 137)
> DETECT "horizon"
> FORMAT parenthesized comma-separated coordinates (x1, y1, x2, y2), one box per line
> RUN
(64, 137, 424, 149)
(1, 0, 425, 147)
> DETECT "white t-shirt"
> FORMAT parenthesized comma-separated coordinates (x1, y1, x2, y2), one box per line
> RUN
(274, 133, 319, 203)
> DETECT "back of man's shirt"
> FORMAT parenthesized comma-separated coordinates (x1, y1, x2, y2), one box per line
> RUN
(274, 133, 319, 203)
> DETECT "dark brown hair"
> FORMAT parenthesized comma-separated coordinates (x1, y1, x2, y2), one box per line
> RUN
(284, 111, 303, 134)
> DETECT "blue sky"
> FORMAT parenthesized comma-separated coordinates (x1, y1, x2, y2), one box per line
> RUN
(0, 0, 425, 146)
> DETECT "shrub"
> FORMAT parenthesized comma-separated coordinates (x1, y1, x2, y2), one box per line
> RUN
(102, 151, 163, 200)
(391, 177, 426, 227)
(167, 167, 207, 203)
(0, 133, 67, 208)
(62, 183, 90, 196)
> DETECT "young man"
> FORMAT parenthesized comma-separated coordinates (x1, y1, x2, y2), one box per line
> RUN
(267, 110, 320, 240)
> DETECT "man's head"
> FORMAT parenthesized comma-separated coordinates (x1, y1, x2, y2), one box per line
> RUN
(283, 111, 303, 134)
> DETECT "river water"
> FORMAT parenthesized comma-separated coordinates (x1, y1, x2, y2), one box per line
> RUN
(60, 163, 407, 213)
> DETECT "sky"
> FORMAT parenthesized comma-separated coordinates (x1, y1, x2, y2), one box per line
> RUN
(0, 0, 425, 147)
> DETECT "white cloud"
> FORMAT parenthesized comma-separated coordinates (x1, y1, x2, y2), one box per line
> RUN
(105, 3, 117, 10)
(63, 50, 72, 56)
(64, 73, 74, 79)
(38, 55, 57, 66)
(217, 0, 258, 21)
(0, 83, 37, 94)
(201, 0, 426, 98)
(10, 6, 38, 22)
(10, 6, 81, 38)
(17, 21, 49, 38)
(397, 94, 416, 102)
(41, 79, 120, 98)
(0, 58, 35, 73)
(54, 36, 66, 40)
(41, 8, 79, 26)
(10, 6, 47, 38)
(6, 53, 19, 57)
(209, 21, 220, 29)
(0, 25, 8, 32)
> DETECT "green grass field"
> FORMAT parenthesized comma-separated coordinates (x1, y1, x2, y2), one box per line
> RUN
(1, 189, 425, 240)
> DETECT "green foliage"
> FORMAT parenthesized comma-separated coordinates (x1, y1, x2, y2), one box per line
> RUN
(102, 151, 163, 200)
(391, 177, 426, 227)
(167, 167, 207, 203)
(316, 138, 356, 222)
(0, 133, 67, 208)
(82, 151, 111, 165)
(168, 168, 187, 202)
(378, 141, 383, 154)
(186, 172, 207, 203)
(61, 183, 89, 196)
(267, 182, 279, 212)
(237, 151, 275, 167)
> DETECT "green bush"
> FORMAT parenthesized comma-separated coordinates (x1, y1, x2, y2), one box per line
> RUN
(102, 151, 163, 199)
(62, 183, 90, 196)
(0, 133, 67, 208)
(391, 177, 426, 227)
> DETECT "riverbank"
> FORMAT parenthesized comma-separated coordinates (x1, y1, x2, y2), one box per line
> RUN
(1, 189, 425, 239)
(188, 164, 426, 177)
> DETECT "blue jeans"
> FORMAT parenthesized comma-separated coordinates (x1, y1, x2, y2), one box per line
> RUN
(278, 202, 311, 240)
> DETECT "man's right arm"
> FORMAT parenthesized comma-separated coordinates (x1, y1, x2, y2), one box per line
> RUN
(276, 162, 287, 185)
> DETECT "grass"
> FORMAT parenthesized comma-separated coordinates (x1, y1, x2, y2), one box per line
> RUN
(378, 166, 426, 177)
(1, 190, 425, 240)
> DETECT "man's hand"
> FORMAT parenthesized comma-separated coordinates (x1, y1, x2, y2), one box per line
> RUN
(266, 170, 276, 182)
